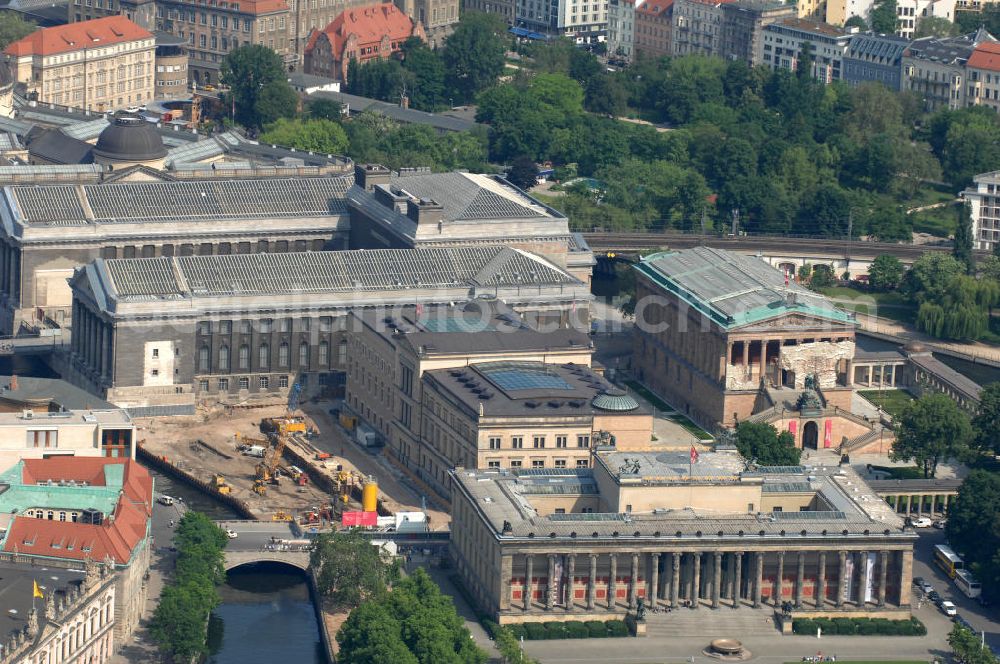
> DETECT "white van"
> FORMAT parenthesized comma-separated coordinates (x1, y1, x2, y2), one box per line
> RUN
(157, 495, 174, 506)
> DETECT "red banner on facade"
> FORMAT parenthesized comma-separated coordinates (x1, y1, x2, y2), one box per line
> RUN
(341, 511, 377, 527)
(824, 419, 833, 448)
(788, 420, 797, 437)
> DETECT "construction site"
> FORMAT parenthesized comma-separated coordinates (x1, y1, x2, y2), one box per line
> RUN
(134, 402, 450, 531)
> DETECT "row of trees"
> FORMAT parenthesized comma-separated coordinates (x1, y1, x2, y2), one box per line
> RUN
(149, 512, 229, 660)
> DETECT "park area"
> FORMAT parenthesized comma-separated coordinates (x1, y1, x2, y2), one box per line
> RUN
(859, 389, 915, 418)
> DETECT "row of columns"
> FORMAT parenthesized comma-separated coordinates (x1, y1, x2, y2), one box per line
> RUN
(887, 493, 953, 517)
(71, 300, 113, 382)
(515, 549, 906, 613)
(0, 240, 20, 304)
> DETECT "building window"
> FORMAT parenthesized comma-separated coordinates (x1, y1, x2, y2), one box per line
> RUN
(218, 345, 230, 371)
(27, 430, 58, 448)
(488, 436, 501, 450)
(199, 379, 209, 391)
(218, 378, 230, 391)
(240, 320, 251, 334)
(198, 346, 210, 372)
(278, 342, 290, 367)
(556, 435, 567, 448)
(532, 460, 544, 468)
(555, 459, 567, 468)
(238, 345, 250, 370)
(576, 459, 589, 468)
(512, 436, 523, 449)
(280, 319, 291, 333)
(318, 340, 329, 366)
(510, 459, 522, 468)
(299, 342, 310, 367)
(278, 375, 289, 388)
(577, 434, 590, 448)
(259, 376, 270, 389)
(238, 377, 249, 390)
(320, 316, 333, 332)
(533, 436, 545, 449)
(198, 321, 211, 335)
(259, 344, 270, 368)
(152, 348, 159, 358)
(488, 460, 500, 469)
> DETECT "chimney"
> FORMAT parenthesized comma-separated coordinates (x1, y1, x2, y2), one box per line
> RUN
(354, 163, 390, 192)
(406, 198, 444, 226)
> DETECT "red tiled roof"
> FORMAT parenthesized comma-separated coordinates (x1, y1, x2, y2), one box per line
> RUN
(306, 3, 416, 57)
(969, 41, 1000, 71)
(637, 0, 674, 15)
(4, 16, 152, 58)
(3, 459, 152, 565)
(235, 0, 289, 14)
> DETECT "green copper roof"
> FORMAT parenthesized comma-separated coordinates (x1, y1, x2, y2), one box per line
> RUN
(634, 247, 854, 331)
(0, 461, 123, 515)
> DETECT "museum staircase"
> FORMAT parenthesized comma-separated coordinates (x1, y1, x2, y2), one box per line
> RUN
(643, 605, 780, 637)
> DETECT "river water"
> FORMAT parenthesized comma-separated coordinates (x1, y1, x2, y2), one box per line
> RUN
(141, 468, 326, 664)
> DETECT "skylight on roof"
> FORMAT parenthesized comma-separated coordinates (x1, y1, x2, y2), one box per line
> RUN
(477, 362, 573, 391)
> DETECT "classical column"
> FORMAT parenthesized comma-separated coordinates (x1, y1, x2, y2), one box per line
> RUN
(629, 553, 639, 610)
(916, 496, 923, 516)
(733, 553, 742, 609)
(836, 551, 847, 608)
(692, 553, 701, 609)
(774, 552, 785, 607)
(649, 554, 661, 608)
(587, 554, 597, 610)
(546, 555, 557, 611)
(795, 552, 806, 608)
(878, 551, 888, 607)
(500, 555, 513, 611)
(741, 341, 749, 369)
(817, 552, 827, 608)
(899, 550, 913, 606)
(524, 555, 533, 611)
(566, 554, 576, 611)
(712, 552, 722, 609)
(608, 554, 617, 610)
(856, 551, 868, 606)
(671, 552, 681, 609)
(753, 552, 764, 608)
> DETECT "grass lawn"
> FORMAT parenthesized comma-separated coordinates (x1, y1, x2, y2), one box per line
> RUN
(858, 389, 915, 418)
(624, 379, 714, 440)
(910, 200, 959, 238)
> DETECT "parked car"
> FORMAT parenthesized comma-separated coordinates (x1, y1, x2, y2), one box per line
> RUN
(917, 579, 934, 595)
(928, 590, 942, 605)
(941, 600, 958, 617)
(954, 615, 974, 631)
(913, 576, 926, 588)
(933, 519, 947, 529)
(910, 517, 933, 528)
(225, 528, 238, 539)
(157, 495, 174, 506)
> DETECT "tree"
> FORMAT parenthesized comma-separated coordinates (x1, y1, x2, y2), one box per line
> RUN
(809, 264, 836, 288)
(797, 41, 815, 81)
(401, 40, 447, 111)
(891, 392, 973, 478)
(869, 0, 899, 34)
(507, 155, 539, 190)
(844, 15, 868, 30)
(337, 568, 487, 664)
(734, 422, 802, 466)
(494, 627, 540, 664)
(260, 118, 349, 154)
(904, 252, 964, 302)
(948, 623, 1000, 664)
(0, 12, 35, 50)
(972, 383, 1000, 455)
(868, 254, 905, 291)
(308, 98, 343, 121)
(585, 73, 629, 117)
(442, 12, 507, 102)
(311, 529, 396, 608)
(915, 16, 960, 37)
(955, 201, 975, 274)
(254, 80, 299, 127)
(946, 470, 1000, 605)
(220, 45, 293, 129)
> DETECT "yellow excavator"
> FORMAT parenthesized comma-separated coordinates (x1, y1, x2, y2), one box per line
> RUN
(212, 474, 231, 495)
(252, 421, 294, 496)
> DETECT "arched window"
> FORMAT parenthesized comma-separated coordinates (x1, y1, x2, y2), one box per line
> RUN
(238, 345, 249, 370)
(258, 343, 269, 369)
(218, 345, 230, 371)
(299, 342, 309, 367)
(338, 339, 347, 364)
(198, 346, 210, 372)
(278, 342, 289, 367)
(318, 340, 328, 366)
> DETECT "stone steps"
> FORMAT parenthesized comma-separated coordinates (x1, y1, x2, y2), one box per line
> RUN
(643, 606, 781, 637)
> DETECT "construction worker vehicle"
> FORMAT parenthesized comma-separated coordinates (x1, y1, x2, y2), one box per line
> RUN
(212, 474, 232, 495)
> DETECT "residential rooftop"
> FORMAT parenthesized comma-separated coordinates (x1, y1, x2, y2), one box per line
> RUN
(0, 561, 86, 643)
(772, 17, 850, 38)
(3, 16, 151, 57)
(0, 408, 130, 427)
(904, 28, 995, 63)
(634, 247, 854, 330)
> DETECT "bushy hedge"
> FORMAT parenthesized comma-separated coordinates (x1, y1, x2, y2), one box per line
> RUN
(502, 620, 631, 640)
(792, 616, 925, 636)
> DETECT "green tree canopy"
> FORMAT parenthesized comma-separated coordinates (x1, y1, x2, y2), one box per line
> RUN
(260, 117, 349, 154)
(868, 254, 905, 291)
(308, 97, 343, 121)
(972, 382, 1000, 455)
(904, 252, 964, 302)
(442, 12, 507, 102)
(915, 16, 960, 38)
(337, 568, 487, 664)
(507, 155, 539, 190)
(869, 0, 899, 33)
(954, 201, 975, 273)
(311, 529, 397, 608)
(891, 392, 973, 477)
(946, 470, 1000, 604)
(220, 45, 295, 129)
(734, 421, 802, 466)
(844, 15, 867, 29)
(0, 12, 35, 50)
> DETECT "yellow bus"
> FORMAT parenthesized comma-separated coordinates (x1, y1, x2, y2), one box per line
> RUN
(934, 544, 964, 579)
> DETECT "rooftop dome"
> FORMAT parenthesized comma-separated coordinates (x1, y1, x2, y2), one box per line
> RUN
(903, 341, 927, 353)
(93, 112, 166, 163)
(592, 388, 639, 412)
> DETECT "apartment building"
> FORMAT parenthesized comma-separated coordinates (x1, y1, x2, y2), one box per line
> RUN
(609, 0, 642, 61)
(966, 41, 1000, 111)
(3, 16, 154, 111)
(634, 0, 674, 60)
(672, 0, 734, 57)
(842, 32, 910, 90)
(896, 0, 956, 39)
(902, 29, 995, 111)
(961, 171, 1000, 252)
(720, 0, 795, 66)
(516, 0, 608, 42)
(0, 408, 135, 474)
(759, 17, 852, 82)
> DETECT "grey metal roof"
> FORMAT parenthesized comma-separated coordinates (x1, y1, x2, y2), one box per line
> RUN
(312, 90, 482, 133)
(846, 33, 910, 62)
(26, 129, 93, 165)
(0, 133, 23, 151)
(388, 172, 549, 221)
(908, 353, 982, 401)
(904, 29, 995, 63)
(10, 176, 352, 225)
(101, 246, 580, 301)
(61, 117, 110, 141)
(164, 138, 226, 166)
(854, 334, 907, 362)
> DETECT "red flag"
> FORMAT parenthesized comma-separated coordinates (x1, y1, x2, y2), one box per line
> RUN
(690, 446, 699, 464)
